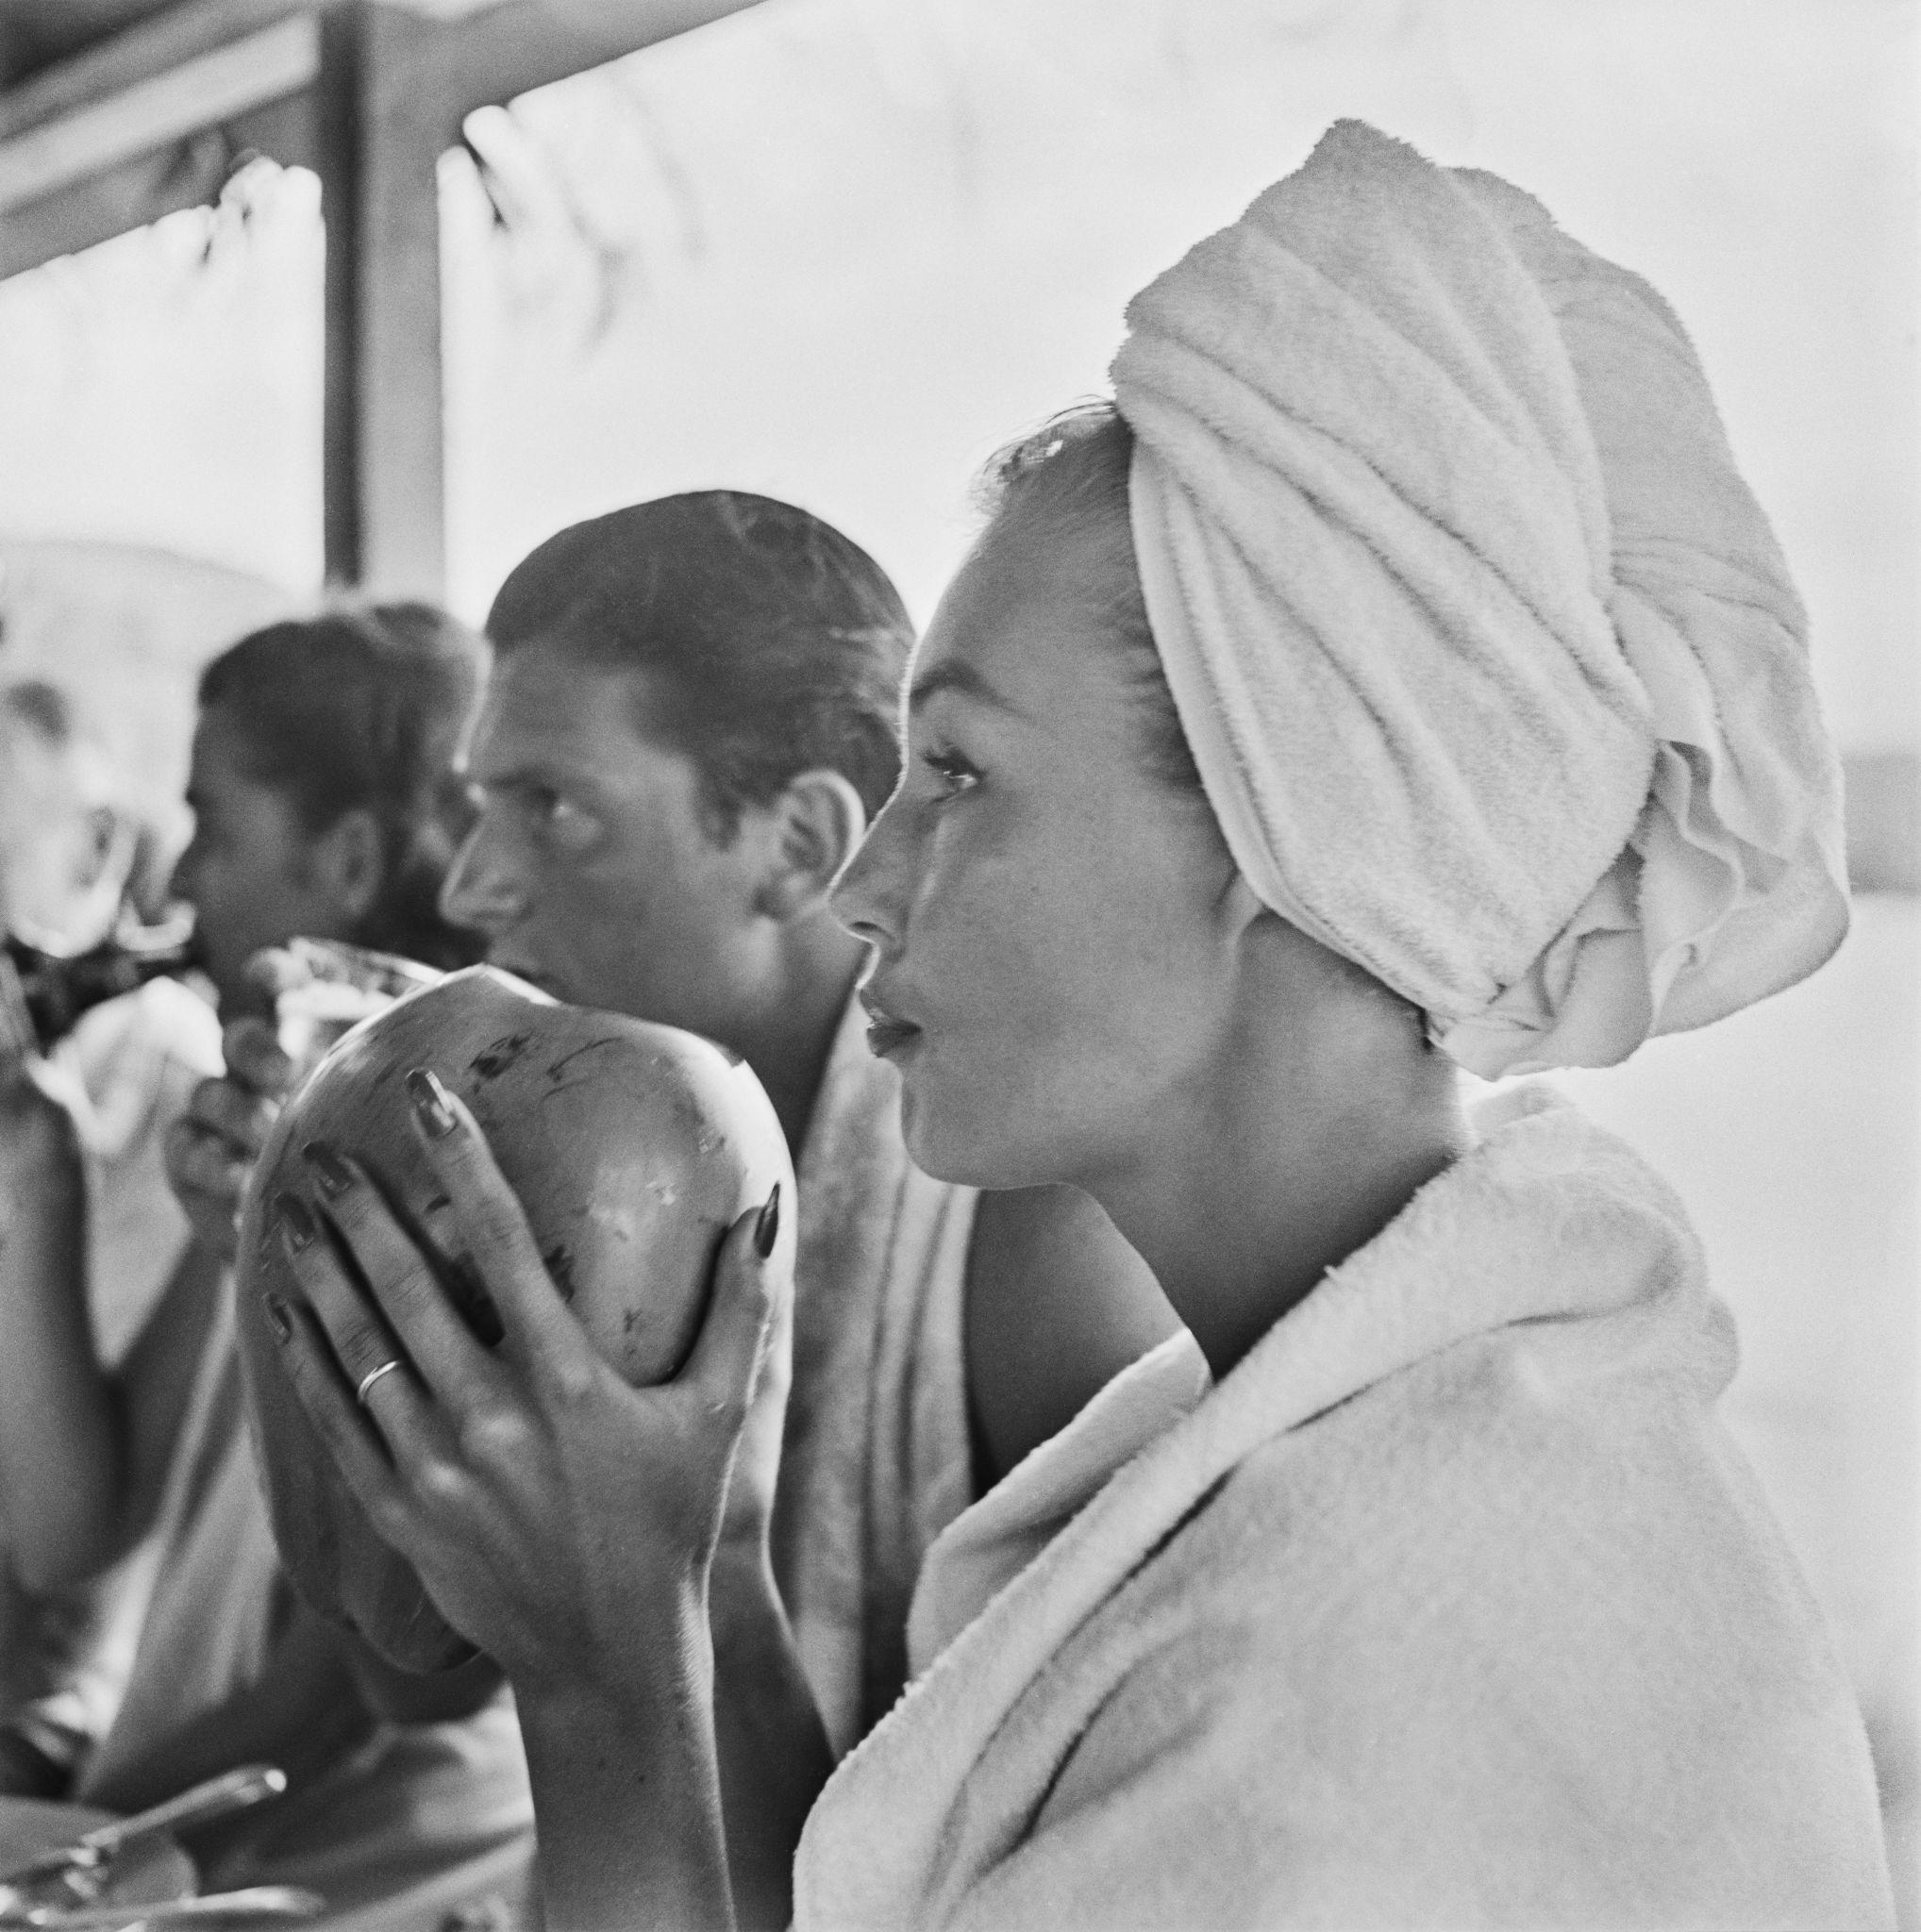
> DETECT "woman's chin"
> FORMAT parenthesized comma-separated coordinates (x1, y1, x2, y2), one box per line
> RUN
(898, 1077, 1060, 1193)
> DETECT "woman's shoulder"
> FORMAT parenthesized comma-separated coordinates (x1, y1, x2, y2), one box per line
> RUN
(1011, 1357, 1890, 1932)
(1170, 1278, 1814, 1677)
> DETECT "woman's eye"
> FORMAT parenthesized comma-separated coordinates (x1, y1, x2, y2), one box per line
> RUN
(922, 748, 980, 801)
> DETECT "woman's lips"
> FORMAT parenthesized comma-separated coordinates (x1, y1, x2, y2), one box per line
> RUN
(867, 1018, 920, 1059)
(860, 993, 922, 1060)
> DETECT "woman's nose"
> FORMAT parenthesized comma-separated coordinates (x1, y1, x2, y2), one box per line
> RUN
(830, 796, 906, 952)
(438, 822, 526, 934)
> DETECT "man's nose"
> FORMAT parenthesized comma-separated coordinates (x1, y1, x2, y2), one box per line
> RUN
(438, 822, 526, 935)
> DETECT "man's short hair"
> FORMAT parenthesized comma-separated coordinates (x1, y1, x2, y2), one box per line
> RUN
(486, 493, 914, 836)
(197, 601, 488, 969)
(198, 602, 485, 841)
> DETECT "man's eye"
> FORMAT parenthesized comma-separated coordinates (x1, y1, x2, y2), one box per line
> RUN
(525, 791, 599, 848)
(922, 748, 980, 801)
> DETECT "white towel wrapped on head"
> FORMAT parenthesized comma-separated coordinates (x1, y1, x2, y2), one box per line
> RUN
(1113, 119, 1847, 1076)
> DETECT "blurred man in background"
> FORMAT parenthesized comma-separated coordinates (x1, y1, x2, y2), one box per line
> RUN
(0, 678, 221, 1792)
(0, 614, 532, 1930)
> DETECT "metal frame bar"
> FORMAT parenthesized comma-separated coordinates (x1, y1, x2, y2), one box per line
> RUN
(1, 0, 761, 595)
(0, 14, 317, 210)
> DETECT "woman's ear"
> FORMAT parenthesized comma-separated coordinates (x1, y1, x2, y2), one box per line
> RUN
(309, 807, 387, 925)
(754, 770, 869, 922)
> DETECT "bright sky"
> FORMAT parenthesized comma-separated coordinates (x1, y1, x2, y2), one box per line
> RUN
(0, 0, 1913, 750)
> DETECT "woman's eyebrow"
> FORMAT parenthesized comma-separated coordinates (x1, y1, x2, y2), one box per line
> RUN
(910, 658, 1021, 717)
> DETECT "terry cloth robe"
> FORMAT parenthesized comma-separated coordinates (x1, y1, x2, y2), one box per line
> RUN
(74, 1284, 535, 1926)
(793, 1087, 1894, 1931)
(774, 996, 978, 1757)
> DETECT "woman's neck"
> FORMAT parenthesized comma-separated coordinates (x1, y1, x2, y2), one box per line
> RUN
(1092, 1008, 1468, 1383)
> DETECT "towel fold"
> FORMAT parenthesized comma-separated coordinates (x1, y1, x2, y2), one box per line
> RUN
(1113, 120, 1847, 1076)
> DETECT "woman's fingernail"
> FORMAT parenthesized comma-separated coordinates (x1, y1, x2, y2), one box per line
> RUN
(264, 1293, 293, 1343)
(302, 1141, 356, 1199)
(276, 1192, 318, 1253)
(755, 1183, 781, 1258)
(407, 1068, 458, 1140)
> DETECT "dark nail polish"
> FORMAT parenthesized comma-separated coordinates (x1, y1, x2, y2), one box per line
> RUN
(407, 1068, 458, 1140)
(754, 1183, 781, 1258)
(303, 1141, 356, 1199)
(264, 1293, 293, 1344)
(276, 1192, 318, 1252)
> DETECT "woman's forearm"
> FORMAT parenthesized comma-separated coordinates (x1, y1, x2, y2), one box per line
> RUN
(710, 1543, 833, 1932)
(261, 1091, 791, 1931)
(513, 1554, 827, 1932)
(515, 1572, 735, 1932)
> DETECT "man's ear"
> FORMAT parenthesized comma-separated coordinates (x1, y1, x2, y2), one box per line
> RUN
(309, 807, 387, 926)
(754, 770, 868, 921)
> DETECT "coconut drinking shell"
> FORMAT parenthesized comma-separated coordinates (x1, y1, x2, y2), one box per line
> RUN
(235, 964, 792, 1672)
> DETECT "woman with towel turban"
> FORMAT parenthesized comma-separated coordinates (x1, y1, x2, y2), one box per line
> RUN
(269, 122, 1893, 1927)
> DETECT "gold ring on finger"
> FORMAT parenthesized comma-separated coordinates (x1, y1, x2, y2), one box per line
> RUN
(356, 1358, 404, 1407)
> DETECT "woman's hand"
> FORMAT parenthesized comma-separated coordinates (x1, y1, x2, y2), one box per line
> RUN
(163, 1017, 293, 1263)
(267, 1069, 784, 1930)
(267, 1066, 786, 1694)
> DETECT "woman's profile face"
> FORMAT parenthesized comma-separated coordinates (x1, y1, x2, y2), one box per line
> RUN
(834, 509, 1238, 1191)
